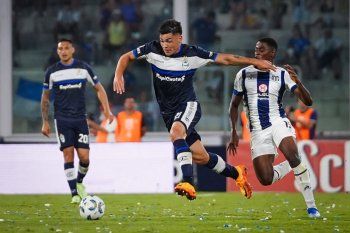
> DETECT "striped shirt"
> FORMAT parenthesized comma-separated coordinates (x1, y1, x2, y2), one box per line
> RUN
(132, 41, 217, 114)
(234, 65, 297, 131)
(43, 59, 99, 120)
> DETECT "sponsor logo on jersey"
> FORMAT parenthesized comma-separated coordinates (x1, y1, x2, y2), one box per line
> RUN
(271, 75, 280, 81)
(258, 84, 269, 98)
(155, 73, 185, 82)
(59, 82, 82, 90)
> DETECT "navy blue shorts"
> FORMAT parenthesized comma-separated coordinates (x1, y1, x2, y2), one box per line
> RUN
(54, 118, 90, 151)
(162, 101, 202, 146)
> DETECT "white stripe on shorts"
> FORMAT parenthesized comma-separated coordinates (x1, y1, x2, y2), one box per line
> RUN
(54, 119, 61, 147)
(180, 101, 198, 129)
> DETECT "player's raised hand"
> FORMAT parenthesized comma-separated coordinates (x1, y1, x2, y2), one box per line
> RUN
(113, 74, 125, 94)
(227, 130, 239, 155)
(255, 59, 276, 72)
(41, 122, 51, 137)
(284, 64, 300, 83)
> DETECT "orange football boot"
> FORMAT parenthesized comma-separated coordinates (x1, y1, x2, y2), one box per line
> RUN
(234, 165, 253, 199)
(175, 182, 196, 200)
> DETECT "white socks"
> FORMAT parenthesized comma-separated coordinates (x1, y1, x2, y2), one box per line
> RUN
(272, 160, 292, 183)
(293, 163, 316, 208)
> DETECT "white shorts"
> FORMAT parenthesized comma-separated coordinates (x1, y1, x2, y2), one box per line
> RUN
(250, 118, 296, 160)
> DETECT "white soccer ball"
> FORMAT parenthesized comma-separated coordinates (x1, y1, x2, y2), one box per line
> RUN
(79, 195, 105, 220)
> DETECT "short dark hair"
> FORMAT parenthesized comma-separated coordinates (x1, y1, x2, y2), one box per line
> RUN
(58, 38, 73, 44)
(258, 38, 278, 51)
(159, 19, 182, 35)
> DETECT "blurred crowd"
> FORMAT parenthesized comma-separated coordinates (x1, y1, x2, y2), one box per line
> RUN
(12, 0, 349, 133)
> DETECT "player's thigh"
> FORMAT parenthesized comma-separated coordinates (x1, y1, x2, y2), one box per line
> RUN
(250, 127, 277, 160)
(271, 118, 296, 148)
(73, 119, 90, 150)
(54, 119, 75, 152)
(189, 139, 209, 165)
(278, 136, 300, 167)
(174, 101, 201, 135)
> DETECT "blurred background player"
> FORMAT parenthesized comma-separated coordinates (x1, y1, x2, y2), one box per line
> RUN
(116, 97, 146, 142)
(228, 38, 320, 218)
(113, 19, 275, 200)
(41, 38, 113, 204)
(289, 100, 318, 140)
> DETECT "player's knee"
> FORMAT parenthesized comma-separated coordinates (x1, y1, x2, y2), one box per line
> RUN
(258, 174, 273, 186)
(170, 125, 186, 141)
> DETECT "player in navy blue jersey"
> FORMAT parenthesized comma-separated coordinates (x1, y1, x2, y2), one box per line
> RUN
(41, 38, 114, 204)
(113, 19, 275, 200)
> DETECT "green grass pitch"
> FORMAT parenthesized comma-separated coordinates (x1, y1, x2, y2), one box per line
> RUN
(0, 192, 349, 233)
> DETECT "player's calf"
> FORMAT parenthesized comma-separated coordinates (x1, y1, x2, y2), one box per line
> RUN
(204, 152, 252, 198)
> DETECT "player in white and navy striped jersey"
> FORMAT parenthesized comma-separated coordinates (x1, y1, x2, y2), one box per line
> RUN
(113, 19, 275, 200)
(228, 38, 320, 218)
(41, 39, 114, 204)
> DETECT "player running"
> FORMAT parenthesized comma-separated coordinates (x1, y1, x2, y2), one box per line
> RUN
(113, 19, 275, 200)
(41, 38, 113, 204)
(228, 38, 320, 218)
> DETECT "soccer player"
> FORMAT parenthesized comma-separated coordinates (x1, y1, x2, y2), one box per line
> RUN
(41, 38, 113, 204)
(228, 38, 321, 218)
(113, 19, 275, 200)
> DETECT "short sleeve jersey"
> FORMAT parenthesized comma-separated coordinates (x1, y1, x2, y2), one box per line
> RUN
(43, 59, 99, 120)
(132, 41, 217, 114)
(233, 65, 297, 131)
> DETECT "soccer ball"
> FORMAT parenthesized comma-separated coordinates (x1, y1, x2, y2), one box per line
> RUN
(79, 195, 105, 220)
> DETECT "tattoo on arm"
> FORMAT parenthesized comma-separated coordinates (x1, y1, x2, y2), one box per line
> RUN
(41, 93, 50, 122)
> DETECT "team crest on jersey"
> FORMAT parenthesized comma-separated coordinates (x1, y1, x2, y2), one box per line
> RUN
(182, 56, 189, 68)
(258, 84, 268, 93)
(59, 134, 65, 143)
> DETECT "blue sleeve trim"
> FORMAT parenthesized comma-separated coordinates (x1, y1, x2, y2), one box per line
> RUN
(233, 89, 244, 96)
(291, 84, 297, 93)
(132, 49, 138, 58)
(212, 52, 218, 61)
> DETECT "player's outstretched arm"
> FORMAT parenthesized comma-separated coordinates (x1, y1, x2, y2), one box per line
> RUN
(227, 94, 243, 155)
(94, 83, 114, 123)
(41, 90, 51, 137)
(113, 51, 136, 94)
(284, 64, 313, 106)
(215, 53, 276, 71)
